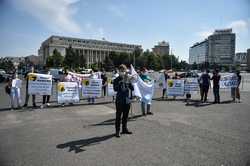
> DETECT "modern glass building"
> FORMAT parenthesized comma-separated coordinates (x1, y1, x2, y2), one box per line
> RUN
(189, 40, 208, 64)
(189, 28, 235, 66)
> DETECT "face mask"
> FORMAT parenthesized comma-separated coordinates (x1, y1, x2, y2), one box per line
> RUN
(119, 71, 126, 76)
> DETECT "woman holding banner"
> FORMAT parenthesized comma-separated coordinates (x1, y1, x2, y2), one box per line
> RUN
(140, 67, 153, 115)
(113, 64, 134, 138)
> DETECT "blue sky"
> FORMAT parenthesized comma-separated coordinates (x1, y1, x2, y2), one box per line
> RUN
(0, 0, 249, 61)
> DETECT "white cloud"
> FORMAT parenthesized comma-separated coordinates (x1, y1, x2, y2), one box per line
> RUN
(227, 19, 249, 34)
(196, 19, 250, 39)
(10, 0, 82, 34)
(196, 30, 213, 39)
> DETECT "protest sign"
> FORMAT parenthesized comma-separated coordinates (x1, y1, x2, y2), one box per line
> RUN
(220, 74, 238, 89)
(82, 78, 102, 97)
(167, 79, 184, 96)
(28, 73, 52, 95)
(57, 82, 79, 104)
(184, 78, 199, 93)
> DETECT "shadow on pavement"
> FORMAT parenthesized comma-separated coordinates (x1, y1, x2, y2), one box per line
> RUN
(0, 101, 114, 112)
(90, 114, 144, 126)
(56, 134, 115, 153)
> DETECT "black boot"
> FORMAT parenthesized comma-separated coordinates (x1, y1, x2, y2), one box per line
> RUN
(121, 129, 132, 134)
(115, 131, 120, 138)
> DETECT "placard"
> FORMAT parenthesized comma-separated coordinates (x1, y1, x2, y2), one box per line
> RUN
(184, 78, 199, 93)
(28, 73, 52, 95)
(57, 82, 79, 104)
(167, 79, 184, 96)
(220, 74, 238, 89)
(82, 78, 102, 97)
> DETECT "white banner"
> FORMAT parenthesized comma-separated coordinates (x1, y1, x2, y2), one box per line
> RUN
(220, 74, 238, 89)
(28, 73, 52, 95)
(82, 78, 102, 97)
(167, 79, 185, 96)
(131, 65, 154, 104)
(184, 78, 199, 93)
(57, 82, 79, 104)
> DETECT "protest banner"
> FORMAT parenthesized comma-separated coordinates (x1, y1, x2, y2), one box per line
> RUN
(57, 82, 80, 104)
(184, 78, 199, 93)
(131, 65, 154, 104)
(82, 78, 102, 97)
(28, 73, 52, 95)
(220, 74, 238, 89)
(167, 79, 185, 96)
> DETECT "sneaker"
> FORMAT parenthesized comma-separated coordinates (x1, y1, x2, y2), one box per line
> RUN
(46, 103, 50, 106)
(23, 104, 27, 107)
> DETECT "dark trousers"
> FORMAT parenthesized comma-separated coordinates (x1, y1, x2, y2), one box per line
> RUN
(115, 102, 130, 133)
(162, 88, 166, 97)
(42, 95, 50, 104)
(102, 86, 107, 96)
(201, 86, 209, 102)
(24, 90, 36, 106)
(213, 86, 220, 103)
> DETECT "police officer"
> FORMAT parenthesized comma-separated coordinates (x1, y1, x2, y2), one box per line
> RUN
(113, 64, 134, 138)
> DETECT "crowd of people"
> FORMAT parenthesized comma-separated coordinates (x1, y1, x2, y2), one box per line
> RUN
(4, 65, 242, 138)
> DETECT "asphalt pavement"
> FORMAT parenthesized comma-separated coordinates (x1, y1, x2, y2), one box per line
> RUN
(0, 84, 250, 165)
(1, 73, 250, 166)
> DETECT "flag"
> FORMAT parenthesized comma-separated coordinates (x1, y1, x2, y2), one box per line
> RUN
(130, 65, 154, 104)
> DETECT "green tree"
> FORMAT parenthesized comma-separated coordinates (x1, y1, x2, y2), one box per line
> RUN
(103, 56, 114, 71)
(46, 49, 64, 68)
(64, 46, 75, 69)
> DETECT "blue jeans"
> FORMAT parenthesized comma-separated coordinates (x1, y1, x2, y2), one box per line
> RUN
(141, 102, 151, 114)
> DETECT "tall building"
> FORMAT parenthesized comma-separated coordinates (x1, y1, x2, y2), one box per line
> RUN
(39, 36, 141, 65)
(152, 41, 169, 56)
(208, 29, 235, 65)
(189, 40, 208, 64)
(189, 28, 235, 66)
(247, 49, 250, 71)
(234, 52, 247, 64)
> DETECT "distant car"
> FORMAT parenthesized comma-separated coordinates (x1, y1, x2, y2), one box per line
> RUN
(81, 69, 92, 74)
(179, 71, 199, 78)
(148, 70, 154, 73)
(0, 69, 6, 75)
(49, 68, 64, 82)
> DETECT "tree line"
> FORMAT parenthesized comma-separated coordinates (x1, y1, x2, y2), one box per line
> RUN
(46, 46, 190, 71)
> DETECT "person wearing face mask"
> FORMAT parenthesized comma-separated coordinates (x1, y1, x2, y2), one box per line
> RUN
(10, 73, 22, 109)
(113, 64, 134, 138)
(139, 67, 153, 115)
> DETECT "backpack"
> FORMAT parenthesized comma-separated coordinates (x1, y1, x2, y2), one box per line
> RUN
(5, 85, 11, 95)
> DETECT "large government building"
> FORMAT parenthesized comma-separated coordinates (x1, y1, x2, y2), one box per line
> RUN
(39, 36, 142, 66)
(189, 29, 235, 66)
